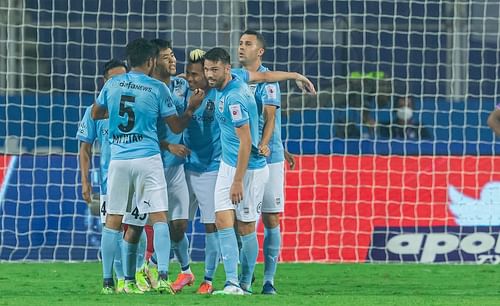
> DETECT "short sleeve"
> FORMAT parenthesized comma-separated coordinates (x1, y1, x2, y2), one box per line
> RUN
(231, 68, 250, 83)
(159, 83, 178, 118)
(76, 107, 97, 143)
(228, 95, 249, 128)
(261, 83, 281, 108)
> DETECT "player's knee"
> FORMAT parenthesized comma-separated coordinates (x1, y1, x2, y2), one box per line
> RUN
(124, 225, 143, 243)
(215, 210, 235, 230)
(105, 214, 123, 231)
(169, 219, 187, 241)
(148, 211, 167, 223)
(262, 212, 280, 229)
(204, 223, 217, 233)
(237, 221, 256, 236)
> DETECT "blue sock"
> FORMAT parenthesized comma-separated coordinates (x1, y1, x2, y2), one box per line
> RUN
(218, 227, 239, 284)
(263, 226, 281, 285)
(172, 234, 190, 272)
(113, 233, 124, 279)
(153, 222, 171, 278)
(240, 231, 258, 287)
(121, 240, 138, 280)
(204, 232, 220, 281)
(136, 230, 147, 270)
(101, 226, 121, 280)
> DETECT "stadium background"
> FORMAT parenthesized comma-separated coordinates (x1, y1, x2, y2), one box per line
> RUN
(1, 0, 500, 263)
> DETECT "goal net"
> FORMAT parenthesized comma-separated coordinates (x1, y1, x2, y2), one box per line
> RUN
(1, 0, 500, 263)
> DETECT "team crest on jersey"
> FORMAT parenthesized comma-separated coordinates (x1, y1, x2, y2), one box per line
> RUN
(218, 98, 225, 112)
(101, 128, 108, 137)
(206, 100, 215, 112)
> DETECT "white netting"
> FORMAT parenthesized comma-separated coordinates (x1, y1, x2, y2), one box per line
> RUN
(1, 0, 500, 263)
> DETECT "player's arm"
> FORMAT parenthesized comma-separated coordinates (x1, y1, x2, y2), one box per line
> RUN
(91, 103, 108, 120)
(247, 71, 316, 95)
(232, 124, 252, 205)
(164, 88, 205, 134)
(159, 140, 191, 157)
(488, 108, 500, 136)
(79, 142, 93, 204)
(259, 105, 277, 157)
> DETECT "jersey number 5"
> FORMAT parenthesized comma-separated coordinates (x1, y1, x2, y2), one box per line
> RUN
(119, 95, 135, 132)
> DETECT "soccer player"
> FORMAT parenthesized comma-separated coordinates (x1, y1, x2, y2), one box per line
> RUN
(183, 48, 313, 294)
(234, 30, 297, 294)
(77, 59, 127, 293)
(91, 38, 204, 294)
(149, 38, 195, 293)
(183, 49, 221, 294)
(203, 47, 269, 295)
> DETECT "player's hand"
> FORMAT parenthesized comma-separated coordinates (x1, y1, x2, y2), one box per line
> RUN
(167, 144, 191, 158)
(295, 74, 317, 95)
(284, 150, 296, 170)
(258, 143, 271, 157)
(82, 181, 92, 204)
(188, 88, 205, 111)
(230, 180, 244, 205)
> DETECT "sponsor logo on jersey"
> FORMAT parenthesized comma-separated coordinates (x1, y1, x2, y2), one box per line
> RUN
(265, 84, 277, 100)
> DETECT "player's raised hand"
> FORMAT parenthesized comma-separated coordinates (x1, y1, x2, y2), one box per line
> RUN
(295, 74, 317, 95)
(187, 88, 205, 110)
(166, 143, 191, 158)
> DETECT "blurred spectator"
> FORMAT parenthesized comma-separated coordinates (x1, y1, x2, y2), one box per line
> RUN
(332, 74, 391, 138)
(379, 96, 431, 140)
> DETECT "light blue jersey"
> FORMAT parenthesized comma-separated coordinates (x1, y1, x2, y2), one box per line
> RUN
(184, 88, 221, 173)
(232, 66, 284, 164)
(157, 77, 189, 168)
(96, 71, 176, 160)
(215, 74, 266, 170)
(76, 106, 111, 194)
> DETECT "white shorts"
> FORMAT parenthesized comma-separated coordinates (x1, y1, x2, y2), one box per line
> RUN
(214, 161, 269, 222)
(101, 194, 149, 226)
(186, 170, 218, 224)
(164, 165, 189, 221)
(262, 161, 285, 213)
(107, 154, 168, 215)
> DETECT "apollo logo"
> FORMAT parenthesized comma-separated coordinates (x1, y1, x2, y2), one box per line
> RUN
(369, 227, 500, 263)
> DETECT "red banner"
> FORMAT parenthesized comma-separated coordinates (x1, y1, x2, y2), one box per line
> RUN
(256, 155, 500, 262)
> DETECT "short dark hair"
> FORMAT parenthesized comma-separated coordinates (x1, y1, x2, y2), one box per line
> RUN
(150, 39, 172, 52)
(126, 38, 158, 68)
(242, 30, 266, 50)
(203, 47, 231, 65)
(103, 59, 128, 77)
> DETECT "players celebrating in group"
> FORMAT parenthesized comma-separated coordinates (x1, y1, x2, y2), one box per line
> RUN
(79, 32, 315, 296)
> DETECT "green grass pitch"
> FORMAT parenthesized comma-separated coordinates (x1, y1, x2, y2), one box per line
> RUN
(0, 262, 498, 305)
